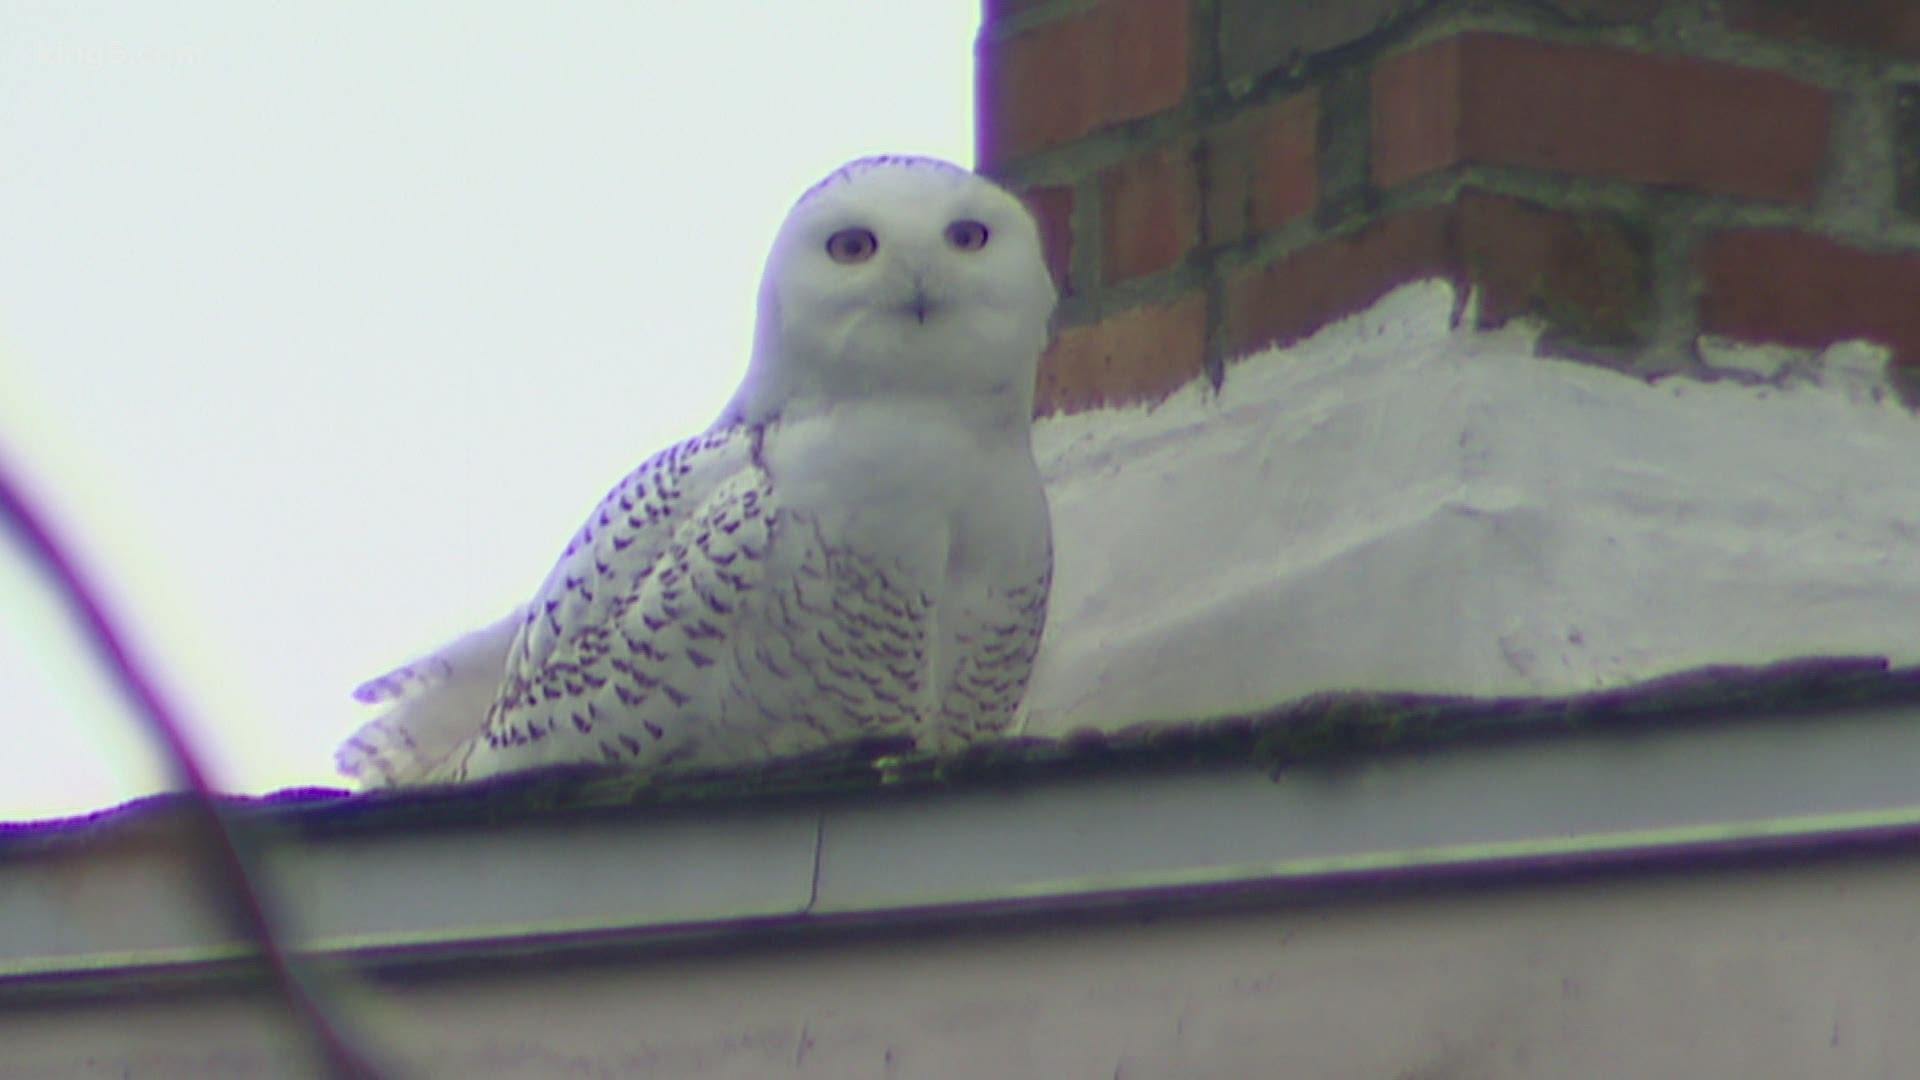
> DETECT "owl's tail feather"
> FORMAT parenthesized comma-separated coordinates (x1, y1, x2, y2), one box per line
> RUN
(335, 610, 523, 788)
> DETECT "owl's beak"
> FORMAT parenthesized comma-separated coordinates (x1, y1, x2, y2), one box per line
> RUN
(897, 261, 935, 323)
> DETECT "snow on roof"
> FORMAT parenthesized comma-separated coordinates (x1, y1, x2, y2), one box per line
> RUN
(11, 278, 1920, 840)
(1022, 279, 1920, 737)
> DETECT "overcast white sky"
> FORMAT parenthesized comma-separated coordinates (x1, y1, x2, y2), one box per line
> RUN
(0, 3, 979, 820)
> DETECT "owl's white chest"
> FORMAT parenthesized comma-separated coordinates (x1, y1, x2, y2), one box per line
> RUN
(753, 399, 1051, 749)
(762, 400, 1050, 590)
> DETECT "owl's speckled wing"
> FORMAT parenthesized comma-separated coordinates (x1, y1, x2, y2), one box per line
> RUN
(427, 419, 965, 786)
(443, 422, 762, 781)
(335, 610, 521, 786)
(336, 425, 752, 786)
(340, 415, 1048, 788)
(439, 445, 944, 780)
(938, 559, 1051, 748)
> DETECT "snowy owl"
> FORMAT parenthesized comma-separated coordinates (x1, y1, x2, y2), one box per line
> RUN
(337, 156, 1057, 787)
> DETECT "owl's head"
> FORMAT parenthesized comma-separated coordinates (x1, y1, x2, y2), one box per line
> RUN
(726, 156, 1058, 427)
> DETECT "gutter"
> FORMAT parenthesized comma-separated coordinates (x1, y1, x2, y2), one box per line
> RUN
(4, 664, 1919, 1004)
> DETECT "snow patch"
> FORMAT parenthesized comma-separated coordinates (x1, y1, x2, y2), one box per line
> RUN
(1022, 279, 1920, 736)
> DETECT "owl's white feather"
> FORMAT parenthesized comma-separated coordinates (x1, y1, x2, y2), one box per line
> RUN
(337, 156, 1057, 787)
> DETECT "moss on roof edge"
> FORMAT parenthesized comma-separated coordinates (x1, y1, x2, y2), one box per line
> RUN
(8, 654, 1919, 851)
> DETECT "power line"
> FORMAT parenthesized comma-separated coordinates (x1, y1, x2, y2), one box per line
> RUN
(0, 452, 382, 1077)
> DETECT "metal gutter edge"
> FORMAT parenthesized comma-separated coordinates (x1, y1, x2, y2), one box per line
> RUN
(3, 700, 1918, 1003)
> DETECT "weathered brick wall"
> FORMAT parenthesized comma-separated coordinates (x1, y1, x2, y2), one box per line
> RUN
(977, 0, 1920, 414)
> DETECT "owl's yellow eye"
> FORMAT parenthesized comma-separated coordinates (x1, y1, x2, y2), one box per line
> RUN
(826, 228, 878, 263)
(945, 220, 990, 251)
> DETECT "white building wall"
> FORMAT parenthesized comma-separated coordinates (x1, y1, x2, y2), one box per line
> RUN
(4, 850, 1915, 1078)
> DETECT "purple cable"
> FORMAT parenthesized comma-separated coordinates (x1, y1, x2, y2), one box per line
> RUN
(0, 456, 380, 1076)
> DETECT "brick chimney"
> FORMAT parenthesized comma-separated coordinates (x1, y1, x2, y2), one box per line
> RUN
(977, 0, 1920, 414)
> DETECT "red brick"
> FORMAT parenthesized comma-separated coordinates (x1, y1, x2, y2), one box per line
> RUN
(1102, 141, 1200, 283)
(1223, 192, 1651, 358)
(1539, 0, 1665, 22)
(1021, 185, 1075, 295)
(1899, 86, 1920, 219)
(1725, 0, 1920, 60)
(1372, 34, 1831, 204)
(978, 0, 1192, 167)
(1454, 191, 1648, 343)
(1224, 209, 1452, 359)
(1204, 91, 1319, 247)
(1218, 0, 1423, 85)
(982, 0, 1054, 20)
(1698, 231, 1920, 367)
(1037, 293, 1208, 414)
